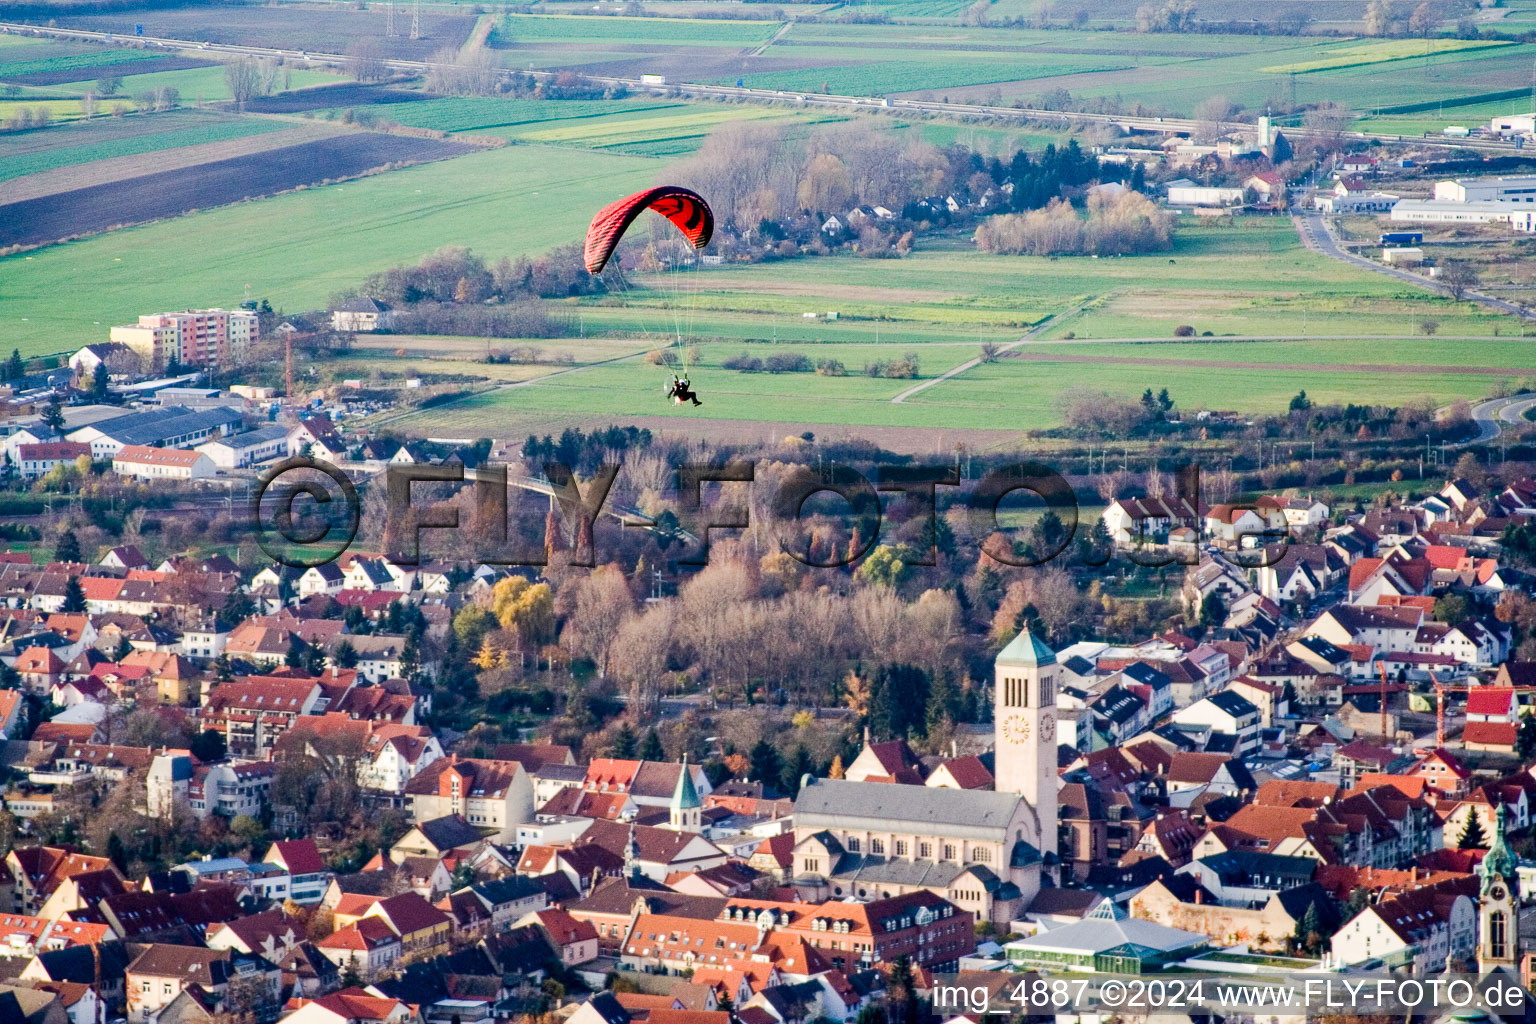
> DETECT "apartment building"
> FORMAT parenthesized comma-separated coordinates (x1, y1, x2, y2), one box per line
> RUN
(110, 308, 258, 369)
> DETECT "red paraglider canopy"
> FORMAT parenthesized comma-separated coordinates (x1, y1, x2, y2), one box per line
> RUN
(583, 185, 714, 275)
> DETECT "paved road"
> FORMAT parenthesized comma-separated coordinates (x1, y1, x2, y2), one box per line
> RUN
(1452, 394, 1536, 446)
(1295, 208, 1535, 322)
(0, 21, 1524, 154)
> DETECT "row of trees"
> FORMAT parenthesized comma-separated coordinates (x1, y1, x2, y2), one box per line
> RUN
(391, 300, 562, 338)
(340, 244, 608, 309)
(226, 58, 283, 110)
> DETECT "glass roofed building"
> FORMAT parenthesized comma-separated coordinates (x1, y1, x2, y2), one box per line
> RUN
(1004, 900, 1210, 974)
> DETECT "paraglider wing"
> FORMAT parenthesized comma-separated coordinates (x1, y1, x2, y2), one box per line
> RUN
(583, 185, 714, 275)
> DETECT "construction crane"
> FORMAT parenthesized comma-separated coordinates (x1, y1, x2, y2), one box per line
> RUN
(1431, 671, 1463, 749)
(1379, 661, 1391, 742)
(1426, 670, 1536, 748)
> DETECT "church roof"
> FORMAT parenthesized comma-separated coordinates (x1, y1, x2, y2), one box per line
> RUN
(997, 628, 1056, 668)
(671, 756, 701, 811)
(794, 778, 1024, 842)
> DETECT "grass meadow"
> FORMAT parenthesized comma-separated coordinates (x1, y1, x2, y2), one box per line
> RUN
(392, 221, 1534, 435)
(0, 145, 660, 357)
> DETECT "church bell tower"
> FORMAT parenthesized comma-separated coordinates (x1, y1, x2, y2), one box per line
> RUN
(994, 627, 1058, 861)
(1478, 804, 1520, 973)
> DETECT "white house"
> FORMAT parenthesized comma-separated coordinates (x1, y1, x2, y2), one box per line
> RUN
(331, 297, 395, 333)
(1203, 505, 1279, 547)
(365, 731, 445, 796)
(14, 442, 91, 481)
(1329, 879, 1476, 972)
(197, 425, 292, 470)
(1171, 690, 1261, 755)
(1434, 174, 1536, 203)
(299, 563, 345, 599)
(111, 445, 217, 481)
(1101, 496, 1201, 547)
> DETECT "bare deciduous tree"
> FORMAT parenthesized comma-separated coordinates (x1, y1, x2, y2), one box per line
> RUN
(1408, 0, 1435, 34)
(225, 58, 279, 110)
(560, 564, 633, 678)
(1438, 259, 1480, 302)
(1363, 0, 1395, 35)
(349, 39, 389, 83)
(612, 602, 675, 712)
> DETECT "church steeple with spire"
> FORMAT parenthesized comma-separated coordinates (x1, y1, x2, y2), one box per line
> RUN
(1477, 804, 1520, 973)
(625, 821, 644, 881)
(667, 754, 702, 832)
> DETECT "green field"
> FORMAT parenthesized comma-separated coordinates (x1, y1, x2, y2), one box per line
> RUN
(493, 13, 779, 44)
(1353, 94, 1529, 136)
(729, 54, 1143, 96)
(1259, 38, 1514, 74)
(332, 93, 1067, 157)
(3, 8, 1532, 440)
(353, 95, 833, 155)
(0, 109, 290, 183)
(0, 47, 163, 79)
(388, 221, 1530, 435)
(473, 12, 1536, 117)
(392, 332, 1529, 434)
(0, 145, 660, 357)
(49, 63, 345, 103)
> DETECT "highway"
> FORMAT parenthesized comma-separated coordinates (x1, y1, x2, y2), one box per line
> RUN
(0, 20, 1525, 153)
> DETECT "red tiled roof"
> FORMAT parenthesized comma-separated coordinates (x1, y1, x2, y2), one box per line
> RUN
(370, 892, 449, 936)
(267, 839, 325, 875)
(16, 442, 90, 461)
(319, 916, 399, 951)
(933, 755, 992, 789)
(1466, 687, 1516, 717)
(1463, 722, 1518, 748)
(113, 445, 208, 468)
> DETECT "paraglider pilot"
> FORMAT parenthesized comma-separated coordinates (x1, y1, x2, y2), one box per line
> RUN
(669, 375, 702, 406)
(584, 186, 715, 411)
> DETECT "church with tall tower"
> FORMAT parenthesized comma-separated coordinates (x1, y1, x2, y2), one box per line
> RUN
(993, 625, 1059, 865)
(788, 629, 1059, 922)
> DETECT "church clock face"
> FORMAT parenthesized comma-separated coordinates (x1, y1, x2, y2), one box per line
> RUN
(1040, 714, 1055, 742)
(1492, 885, 1507, 901)
(1001, 714, 1030, 742)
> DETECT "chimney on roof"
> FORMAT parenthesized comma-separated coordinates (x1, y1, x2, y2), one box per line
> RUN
(1194, 889, 1203, 905)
